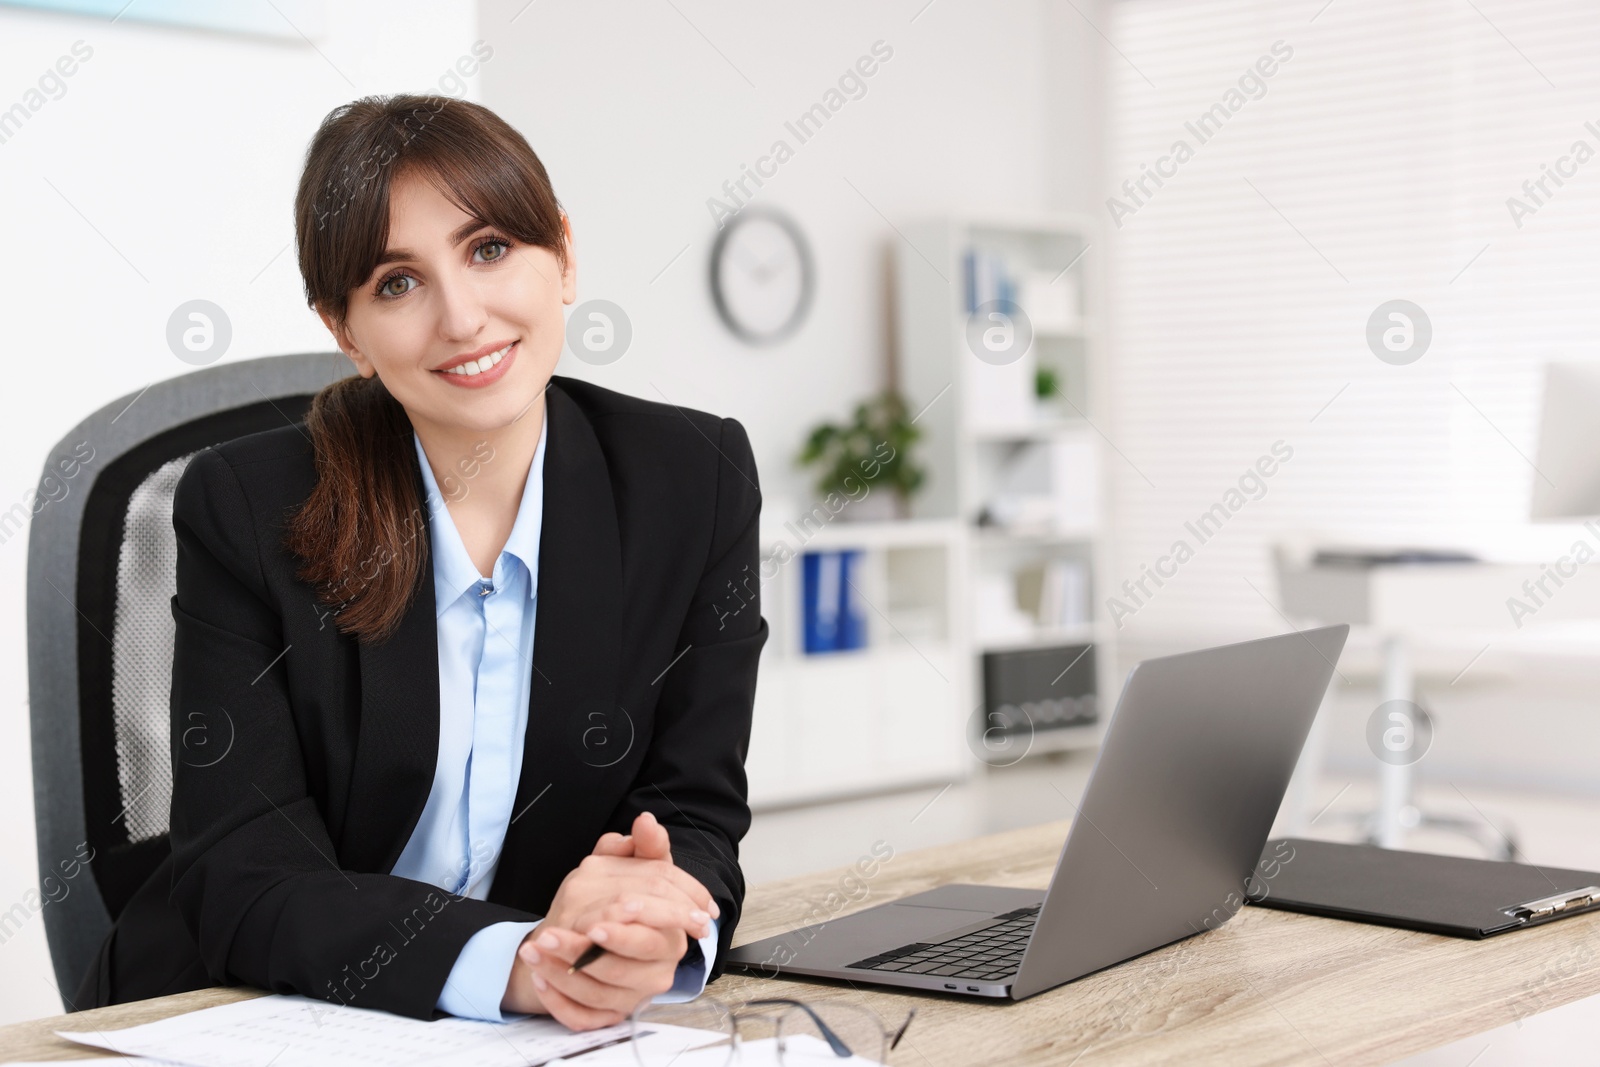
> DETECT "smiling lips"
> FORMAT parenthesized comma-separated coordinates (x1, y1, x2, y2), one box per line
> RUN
(434, 340, 517, 388)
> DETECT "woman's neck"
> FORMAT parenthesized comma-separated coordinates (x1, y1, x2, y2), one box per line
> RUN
(411, 391, 547, 577)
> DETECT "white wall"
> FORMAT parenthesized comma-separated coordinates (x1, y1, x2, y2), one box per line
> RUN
(476, 0, 1081, 521)
(0, 0, 479, 1022)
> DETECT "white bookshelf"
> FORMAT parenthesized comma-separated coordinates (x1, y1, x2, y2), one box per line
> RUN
(745, 518, 971, 809)
(893, 213, 1114, 762)
(744, 213, 1113, 808)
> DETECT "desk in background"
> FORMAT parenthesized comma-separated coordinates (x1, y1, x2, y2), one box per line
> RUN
(4, 821, 1599, 1066)
(1275, 547, 1600, 851)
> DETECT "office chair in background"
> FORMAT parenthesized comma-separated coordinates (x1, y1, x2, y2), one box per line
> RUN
(26, 353, 348, 1005)
(1272, 538, 1519, 860)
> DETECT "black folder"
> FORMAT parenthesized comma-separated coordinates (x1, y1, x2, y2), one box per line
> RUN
(1245, 837, 1600, 939)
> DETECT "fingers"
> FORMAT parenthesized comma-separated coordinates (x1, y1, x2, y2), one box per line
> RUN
(519, 923, 587, 966)
(630, 811, 673, 862)
(543, 954, 673, 1013)
(531, 978, 630, 1032)
(520, 926, 671, 1019)
(501, 933, 548, 1016)
(573, 854, 720, 919)
(581, 921, 688, 970)
(590, 812, 665, 860)
(567, 893, 712, 942)
(591, 831, 634, 857)
(619, 858, 717, 918)
(522, 924, 682, 984)
(656, 864, 718, 919)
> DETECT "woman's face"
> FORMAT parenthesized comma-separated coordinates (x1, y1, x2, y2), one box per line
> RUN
(320, 167, 575, 439)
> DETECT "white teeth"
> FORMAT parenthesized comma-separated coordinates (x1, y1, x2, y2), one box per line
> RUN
(445, 342, 513, 376)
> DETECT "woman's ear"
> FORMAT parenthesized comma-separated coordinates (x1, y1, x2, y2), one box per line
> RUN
(559, 213, 578, 306)
(315, 303, 376, 379)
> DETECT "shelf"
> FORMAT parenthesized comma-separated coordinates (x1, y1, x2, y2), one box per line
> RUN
(961, 211, 1101, 238)
(758, 516, 963, 552)
(953, 317, 1092, 342)
(774, 639, 957, 666)
(749, 770, 961, 812)
(973, 525, 1097, 546)
(966, 418, 1091, 441)
(975, 720, 1103, 764)
(1037, 319, 1097, 338)
(1023, 720, 1104, 755)
(748, 636, 968, 808)
(975, 624, 1096, 653)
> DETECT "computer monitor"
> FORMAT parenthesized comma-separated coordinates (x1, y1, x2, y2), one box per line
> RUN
(1530, 362, 1600, 520)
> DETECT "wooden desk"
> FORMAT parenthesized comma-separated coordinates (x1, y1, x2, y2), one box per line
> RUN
(5, 821, 1600, 1066)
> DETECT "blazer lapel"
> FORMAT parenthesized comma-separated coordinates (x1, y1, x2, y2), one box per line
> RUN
(345, 438, 441, 874)
(488, 380, 624, 908)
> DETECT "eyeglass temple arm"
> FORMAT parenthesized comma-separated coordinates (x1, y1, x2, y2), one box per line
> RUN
(889, 1008, 916, 1050)
(745, 998, 853, 1058)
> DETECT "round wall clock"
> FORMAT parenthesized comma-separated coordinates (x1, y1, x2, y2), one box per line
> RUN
(709, 206, 815, 344)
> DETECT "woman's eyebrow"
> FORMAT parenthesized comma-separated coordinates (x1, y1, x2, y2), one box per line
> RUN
(373, 219, 491, 268)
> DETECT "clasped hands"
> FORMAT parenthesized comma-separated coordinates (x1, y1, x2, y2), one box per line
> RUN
(501, 811, 719, 1030)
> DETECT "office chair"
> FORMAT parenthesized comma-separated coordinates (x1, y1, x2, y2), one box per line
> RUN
(26, 352, 349, 1006)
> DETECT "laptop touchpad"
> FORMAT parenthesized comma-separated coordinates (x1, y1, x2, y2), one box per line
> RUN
(788, 903, 991, 967)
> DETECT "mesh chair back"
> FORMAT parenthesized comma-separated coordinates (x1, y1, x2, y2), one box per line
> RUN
(114, 454, 195, 845)
(27, 353, 348, 1003)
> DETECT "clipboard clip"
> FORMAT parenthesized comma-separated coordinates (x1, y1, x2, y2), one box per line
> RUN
(1503, 886, 1600, 923)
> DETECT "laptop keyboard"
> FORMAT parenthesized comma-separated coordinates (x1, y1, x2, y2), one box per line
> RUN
(845, 904, 1041, 982)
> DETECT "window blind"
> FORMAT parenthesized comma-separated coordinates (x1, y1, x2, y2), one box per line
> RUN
(1103, 0, 1600, 636)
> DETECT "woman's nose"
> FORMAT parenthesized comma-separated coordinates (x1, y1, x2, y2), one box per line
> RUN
(433, 272, 488, 340)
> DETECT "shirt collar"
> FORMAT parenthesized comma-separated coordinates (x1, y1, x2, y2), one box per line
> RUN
(413, 414, 548, 617)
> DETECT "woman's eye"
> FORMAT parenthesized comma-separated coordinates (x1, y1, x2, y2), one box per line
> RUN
(378, 274, 414, 298)
(475, 239, 511, 263)
(374, 240, 506, 299)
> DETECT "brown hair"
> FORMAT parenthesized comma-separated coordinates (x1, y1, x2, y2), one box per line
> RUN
(285, 94, 567, 643)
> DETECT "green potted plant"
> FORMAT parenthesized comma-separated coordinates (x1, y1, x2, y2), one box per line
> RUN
(796, 390, 925, 521)
(1034, 365, 1066, 420)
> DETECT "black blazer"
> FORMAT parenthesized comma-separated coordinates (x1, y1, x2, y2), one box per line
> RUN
(78, 376, 768, 1020)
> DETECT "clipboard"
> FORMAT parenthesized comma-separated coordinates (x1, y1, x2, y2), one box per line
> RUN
(1245, 837, 1600, 939)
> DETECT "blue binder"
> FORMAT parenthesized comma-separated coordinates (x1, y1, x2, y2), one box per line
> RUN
(801, 550, 866, 654)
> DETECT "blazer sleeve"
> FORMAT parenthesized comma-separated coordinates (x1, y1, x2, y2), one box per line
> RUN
(611, 416, 767, 979)
(166, 447, 536, 1020)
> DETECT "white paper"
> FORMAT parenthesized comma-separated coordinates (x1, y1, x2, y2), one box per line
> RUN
(55, 993, 633, 1067)
(3, 1060, 180, 1066)
(547, 1021, 727, 1065)
(554, 1032, 883, 1065)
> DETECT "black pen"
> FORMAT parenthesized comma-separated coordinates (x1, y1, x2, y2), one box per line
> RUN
(567, 910, 715, 973)
(567, 943, 606, 974)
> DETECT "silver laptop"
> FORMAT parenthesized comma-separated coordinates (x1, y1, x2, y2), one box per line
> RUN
(725, 624, 1349, 1000)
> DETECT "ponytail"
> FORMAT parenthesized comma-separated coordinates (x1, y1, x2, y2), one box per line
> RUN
(285, 375, 428, 644)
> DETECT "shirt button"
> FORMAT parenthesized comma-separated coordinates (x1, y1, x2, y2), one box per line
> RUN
(478, 580, 493, 597)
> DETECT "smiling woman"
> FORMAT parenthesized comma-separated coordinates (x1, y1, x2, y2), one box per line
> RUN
(75, 95, 767, 1033)
(286, 95, 575, 634)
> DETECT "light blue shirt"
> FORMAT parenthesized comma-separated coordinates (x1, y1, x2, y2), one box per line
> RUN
(392, 416, 716, 1022)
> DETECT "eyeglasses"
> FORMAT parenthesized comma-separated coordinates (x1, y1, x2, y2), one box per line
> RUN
(630, 997, 915, 1065)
